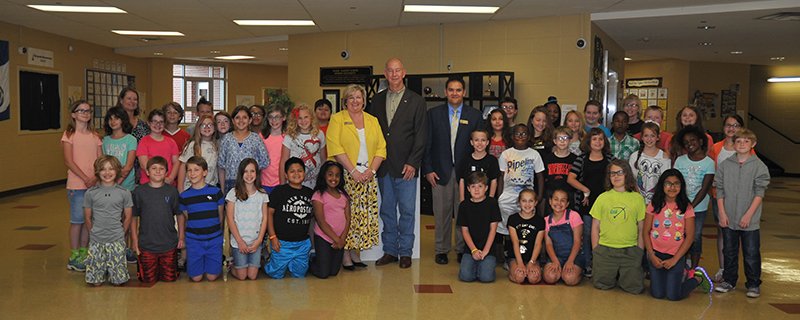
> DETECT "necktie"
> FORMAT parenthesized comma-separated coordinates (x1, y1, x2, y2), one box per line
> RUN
(450, 109, 459, 162)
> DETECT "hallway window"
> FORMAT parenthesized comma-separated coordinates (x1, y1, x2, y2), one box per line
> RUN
(173, 64, 226, 124)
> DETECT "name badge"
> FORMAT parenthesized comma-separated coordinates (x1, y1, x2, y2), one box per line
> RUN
(459, 119, 468, 125)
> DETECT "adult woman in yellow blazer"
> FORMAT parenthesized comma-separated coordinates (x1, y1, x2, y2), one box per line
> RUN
(327, 84, 387, 269)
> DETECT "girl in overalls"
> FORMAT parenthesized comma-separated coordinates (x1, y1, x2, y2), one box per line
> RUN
(543, 188, 585, 285)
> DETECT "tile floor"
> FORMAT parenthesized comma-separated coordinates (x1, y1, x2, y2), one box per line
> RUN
(1, 178, 799, 319)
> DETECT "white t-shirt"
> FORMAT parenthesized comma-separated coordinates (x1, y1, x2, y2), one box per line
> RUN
(496, 147, 545, 235)
(629, 149, 671, 204)
(225, 189, 269, 247)
(283, 131, 326, 188)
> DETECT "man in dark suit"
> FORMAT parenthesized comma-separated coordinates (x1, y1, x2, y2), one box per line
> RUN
(422, 77, 483, 265)
(366, 58, 427, 269)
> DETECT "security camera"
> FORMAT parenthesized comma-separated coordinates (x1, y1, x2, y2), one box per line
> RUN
(576, 38, 587, 49)
(340, 50, 350, 60)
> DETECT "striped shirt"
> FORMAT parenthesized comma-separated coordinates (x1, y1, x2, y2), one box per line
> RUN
(179, 185, 224, 240)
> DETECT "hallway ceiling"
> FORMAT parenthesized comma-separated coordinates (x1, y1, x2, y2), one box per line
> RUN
(0, 0, 797, 66)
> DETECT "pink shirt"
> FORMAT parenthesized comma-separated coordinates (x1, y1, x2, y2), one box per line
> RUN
(61, 131, 102, 190)
(647, 202, 695, 255)
(544, 210, 583, 232)
(136, 135, 179, 184)
(261, 133, 284, 187)
(312, 190, 348, 244)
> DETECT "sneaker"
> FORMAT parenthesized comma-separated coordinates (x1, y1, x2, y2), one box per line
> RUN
(502, 261, 509, 271)
(78, 247, 89, 263)
(67, 258, 86, 272)
(125, 248, 138, 264)
(177, 257, 186, 272)
(583, 266, 593, 278)
(713, 269, 724, 283)
(746, 287, 761, 298)
(694, 267, 714, 293)
(715, 281, 735, 293)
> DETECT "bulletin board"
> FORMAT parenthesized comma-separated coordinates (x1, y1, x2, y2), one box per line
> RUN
(85, 69, 135, 129)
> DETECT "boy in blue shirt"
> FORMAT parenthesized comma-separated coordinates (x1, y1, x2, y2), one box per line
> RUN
(179, 156, 225, 282)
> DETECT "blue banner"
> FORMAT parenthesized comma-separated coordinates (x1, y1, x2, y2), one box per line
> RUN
(0, 40, 9, 121)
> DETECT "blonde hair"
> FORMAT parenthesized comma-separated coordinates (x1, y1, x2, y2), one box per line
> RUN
(65, 100, 98, 138)
(564, 110, 585, 140)
(183, 114, 218, 158)
(343, 84, 366, 106)
(734, 128, 757, 143)
(285, 103, 320, 138)
(93, 155, 122, 181)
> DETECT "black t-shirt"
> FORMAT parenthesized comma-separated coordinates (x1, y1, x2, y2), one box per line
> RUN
(507, 213, 545, 262)
(132, 183, 181, 253)
(627, 120, 643, 136)
(541, 151, 577, 196)
(456, 197, 502, 249)
(268, 184, 314, 242)
(458, 153, 500, 197)
(572, 155, 609, 216)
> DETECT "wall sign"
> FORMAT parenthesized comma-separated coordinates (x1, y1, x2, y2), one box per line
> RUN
(0, 40, 9, 121)
(320, 66, 373, 86)
(27, 47, 54, 68)
(625, 77, 662, 88)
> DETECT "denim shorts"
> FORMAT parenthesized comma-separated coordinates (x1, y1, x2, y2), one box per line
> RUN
(67, 189, 87, 224)
(232, 244, 263, 269)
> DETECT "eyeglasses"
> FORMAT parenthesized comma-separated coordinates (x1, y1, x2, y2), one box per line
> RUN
(513, 132, 529, 137)
(724, 124, 741, 129)
(625, 103, 639, 107)
(73, 109, 92, 114)
(149, 120, 164, 125)
(252, 113, 264, 118)
(200, 123, 215, 129)
(555, 136, 570, 141)
(268, 115, 283, 120)
(501, 105, 516, 110)
(664, 181, 680, 188)
(609, 170, 625, 177)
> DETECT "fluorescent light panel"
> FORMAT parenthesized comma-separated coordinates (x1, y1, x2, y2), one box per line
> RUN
(234, 20, 315, 26)
(112, 30, 184, 36)
(404, 5, 499, 14)
(767, 77, 800, 83)
(27, 5, 126, 13)
(215, 55, 255, 60)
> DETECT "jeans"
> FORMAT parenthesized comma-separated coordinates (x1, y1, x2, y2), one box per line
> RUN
(648, 251, 698, 301)
(67, 189, 87, 224)
(582, 215, 593, 269)
(690, 210, 708, 255)
(378, 175, 417, 257)
(459, 254, 497, 283)
(231, 243, 262, 269)
(721, 228, 761, 288)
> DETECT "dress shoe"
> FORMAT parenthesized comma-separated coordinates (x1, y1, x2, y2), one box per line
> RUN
(375, 254, 399, 266)
(399, 256, 412, 268)
(435, 254, 448, 265)
(353, 261, 368, 268)
(342, 264, 355, 271)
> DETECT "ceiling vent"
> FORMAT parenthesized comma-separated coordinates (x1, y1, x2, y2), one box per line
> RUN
(756, 12, 800, 21)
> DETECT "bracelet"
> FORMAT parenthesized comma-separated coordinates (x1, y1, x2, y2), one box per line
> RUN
(350, 168, 357, 174)
(268, 235, 276, 240)
(470, 248, 479, 254)
(370, 168, 377, 175)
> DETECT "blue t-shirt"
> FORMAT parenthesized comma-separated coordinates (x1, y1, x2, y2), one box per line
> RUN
(179, 185, 225, 240)
(674, 155, 715, 211)
(102, 134, 137, 190)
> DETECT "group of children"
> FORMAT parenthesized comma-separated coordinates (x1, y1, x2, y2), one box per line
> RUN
(453, 94, 768, 301)
(63, 92, 769, 301)
(63, 95, 347, 286)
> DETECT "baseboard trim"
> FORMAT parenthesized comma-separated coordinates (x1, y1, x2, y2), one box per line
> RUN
(0, 180, 66, 199)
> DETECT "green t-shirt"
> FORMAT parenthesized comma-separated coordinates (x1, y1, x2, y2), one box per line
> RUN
(103, 134, 138, 190)
(590, 190, 645, 248)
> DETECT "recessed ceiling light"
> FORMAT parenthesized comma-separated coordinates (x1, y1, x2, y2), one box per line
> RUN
(698, 42, 712, 46)
(624, 57, 633, 61)
(403, 5, 499, 14)
(278, 47, 289, 51)
(210, 50, 221, 54)
(27, 5, 126, 13)
(153, 52, 164, 56)
(215, 55, 255, 60)
(697, 25, 716, 30)
(730, 51, 743, 55)
(767, 77, 800, 83)
(112, 30, 184, 36)
(770, 56, 786, 61)
(233, 20, 315, 26)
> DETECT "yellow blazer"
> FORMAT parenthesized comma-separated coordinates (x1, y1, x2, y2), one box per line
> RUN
(326, 110, 387, 167)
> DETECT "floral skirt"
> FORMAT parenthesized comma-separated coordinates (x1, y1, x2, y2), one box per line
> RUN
(343, 171, 379, 250)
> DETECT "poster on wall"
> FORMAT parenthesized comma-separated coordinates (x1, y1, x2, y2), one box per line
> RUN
(0, 40, 9, 121)
(692, 90, 718, 120)
(720, 89, 737, 118)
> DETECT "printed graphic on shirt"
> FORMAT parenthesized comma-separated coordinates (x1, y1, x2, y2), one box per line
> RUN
(636, 158, 668, 203)
(282, 195, 313, 224)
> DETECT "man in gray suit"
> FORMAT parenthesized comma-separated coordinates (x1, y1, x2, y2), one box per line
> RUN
(367, 58, 427, 269)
